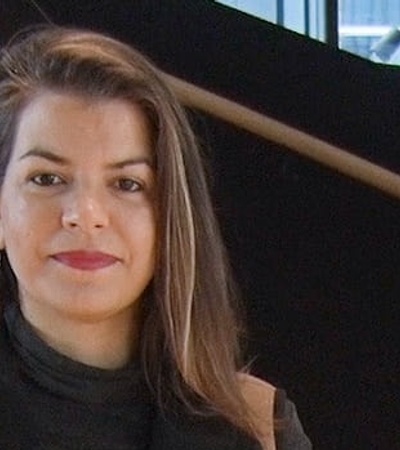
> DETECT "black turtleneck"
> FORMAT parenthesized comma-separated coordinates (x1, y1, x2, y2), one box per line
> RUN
(0, 302, 312, 449)
(0, 302, 153, 449)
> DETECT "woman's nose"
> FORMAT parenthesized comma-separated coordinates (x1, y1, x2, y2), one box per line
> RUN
(61, 187, 109, 232)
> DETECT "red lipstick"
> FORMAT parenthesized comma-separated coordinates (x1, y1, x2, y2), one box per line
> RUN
(52, 251, 119, 271)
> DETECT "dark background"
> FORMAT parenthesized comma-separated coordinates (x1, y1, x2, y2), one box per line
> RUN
(1, 1, 399, 448)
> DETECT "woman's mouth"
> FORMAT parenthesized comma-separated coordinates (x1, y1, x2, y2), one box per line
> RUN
(52, 251, 119, 271)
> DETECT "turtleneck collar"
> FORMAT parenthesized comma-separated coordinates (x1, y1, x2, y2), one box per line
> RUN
(4, 301, 149, 405)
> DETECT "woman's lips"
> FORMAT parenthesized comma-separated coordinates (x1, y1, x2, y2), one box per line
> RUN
(52, 251, 119, 271)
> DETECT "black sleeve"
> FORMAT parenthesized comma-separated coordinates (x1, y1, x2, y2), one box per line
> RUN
(274, 389, 312, 450)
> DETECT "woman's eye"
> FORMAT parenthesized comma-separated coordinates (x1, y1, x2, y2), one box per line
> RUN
(31, 173, 64, 186)
(116, 178, 142, 192)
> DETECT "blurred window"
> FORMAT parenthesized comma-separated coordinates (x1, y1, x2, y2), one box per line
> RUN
(215, 0, 400, 65)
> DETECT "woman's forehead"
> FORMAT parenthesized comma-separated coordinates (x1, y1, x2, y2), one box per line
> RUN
(10, 90, 154, 166)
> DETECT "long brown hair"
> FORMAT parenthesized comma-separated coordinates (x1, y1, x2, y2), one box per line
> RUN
(0, 26, 258, 440)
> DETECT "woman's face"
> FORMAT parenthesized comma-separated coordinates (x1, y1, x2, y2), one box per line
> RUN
(0, 91, 156, 327)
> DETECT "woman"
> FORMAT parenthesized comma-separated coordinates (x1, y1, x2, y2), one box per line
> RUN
(0, 26, 311, 449)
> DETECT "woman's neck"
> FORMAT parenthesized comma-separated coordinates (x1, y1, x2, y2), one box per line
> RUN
(20, 302, 141, 370)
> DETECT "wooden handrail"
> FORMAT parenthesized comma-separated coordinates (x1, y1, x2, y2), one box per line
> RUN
(165, 73, 400, 200)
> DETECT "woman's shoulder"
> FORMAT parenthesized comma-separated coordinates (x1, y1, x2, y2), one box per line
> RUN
(238, 373, 312, 450)
(238, 373, 276, 449)
(273, 388, 312, 449)
(238, 372, 276, 427)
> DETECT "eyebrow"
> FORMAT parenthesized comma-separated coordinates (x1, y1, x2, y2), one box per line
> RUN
(19, 148, 153, 169)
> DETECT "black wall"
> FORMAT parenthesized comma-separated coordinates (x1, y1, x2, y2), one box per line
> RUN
(1, 1, 400, 448)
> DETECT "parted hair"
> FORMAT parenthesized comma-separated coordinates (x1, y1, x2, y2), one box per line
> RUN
(0, 26, 259, 441)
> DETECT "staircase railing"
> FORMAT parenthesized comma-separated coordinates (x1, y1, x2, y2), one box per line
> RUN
(165, 73, 400, 200)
